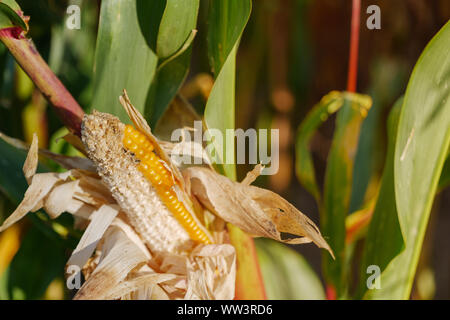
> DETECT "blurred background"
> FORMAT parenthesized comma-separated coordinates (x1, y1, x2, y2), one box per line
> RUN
(0, 0, 449, 299)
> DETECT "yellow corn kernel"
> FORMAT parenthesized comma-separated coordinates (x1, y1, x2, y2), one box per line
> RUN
(123, 125, 211, 244)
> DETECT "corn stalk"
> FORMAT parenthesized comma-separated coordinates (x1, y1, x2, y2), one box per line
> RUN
(0, 0, 266, 299)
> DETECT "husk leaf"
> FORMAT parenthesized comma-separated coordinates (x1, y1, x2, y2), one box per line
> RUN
(184, 166, 334, 258)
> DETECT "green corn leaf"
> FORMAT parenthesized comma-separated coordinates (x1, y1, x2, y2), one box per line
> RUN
(0, 137, 28, 203)
(383, 20, 450, 299)
(204, 0, 264, 300)
(92, 0, 199, 126)
(321, 93, 372, 297)
(438, 154, 450, 192)
(146, 0, 200, 126)
(147, 50, 192, 128)
(0, 134, 76, 241)
(204, 0, 251, 180)
(0, 0, 28, 31)
(360, 21, 450, 300)
(0, 137, 69, 299)
(255, 238, 325, 300)
(295, 91, 348, 202)
(0, 136, 50, 203)
(348, 100, 382, 213)
(349, 60, 406, 213)
(156, 0, 199, 59)
(90, 0, 164, 122)
(207, 0, 251, 77)
(0, 266, 9, 299)
(7, 226, 66, 300)
(357, 97, 404, 299)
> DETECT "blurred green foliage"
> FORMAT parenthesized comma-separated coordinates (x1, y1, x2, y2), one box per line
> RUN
(0, 0, 449, 300)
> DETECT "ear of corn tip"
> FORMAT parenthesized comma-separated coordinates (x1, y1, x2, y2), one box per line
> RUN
(123, 124, 212, 245)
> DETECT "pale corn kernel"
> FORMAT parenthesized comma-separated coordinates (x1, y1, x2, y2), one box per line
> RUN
(123, 124, 212, 245)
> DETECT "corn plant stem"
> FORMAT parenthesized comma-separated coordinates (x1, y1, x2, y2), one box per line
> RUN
(346, 0, 361, 93)
(227, 223, 267, 300)
(0, 28, 84, 136)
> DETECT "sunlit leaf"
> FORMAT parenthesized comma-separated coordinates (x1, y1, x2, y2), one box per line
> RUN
(0, 266, 10, 299)
(204, 0, 261, 300)
(90, 0, 163, 121)
(207, 0, 251, 76)
(146, 0, 200, 126)
(349, 59, 406, 212)
(204, 0, 251, 180)
(156, 0, 199, 59)
(357, 97, 404, 299)
(389, 20, 449, 299)
(256, 239, 325, 300)
(321, 93, 371, 297)
(345, 196, 376, 245)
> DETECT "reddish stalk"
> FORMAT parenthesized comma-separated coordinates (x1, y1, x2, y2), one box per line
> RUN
(0, 28, 84, 136)
(326, 285, 337, 300)
(228, 224, 267, 300)
(346, 0, 361, 93)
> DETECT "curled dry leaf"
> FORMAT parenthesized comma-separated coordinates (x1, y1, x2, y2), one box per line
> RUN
(23, 133, 39, 184)
(241, 163, 265, 186)
(184, 166, 334, 258)
(0, 135, 114, 233)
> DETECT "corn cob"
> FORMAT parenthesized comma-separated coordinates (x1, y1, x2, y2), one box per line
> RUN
(122, 124, 211, 244)
(81, 111, 211, 254)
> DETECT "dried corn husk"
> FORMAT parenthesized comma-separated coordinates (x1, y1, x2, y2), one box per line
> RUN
(0, 130, 237, 300)
(67, 204, 120, 271)
(184, 166, 334, 258)
(0, 90, 333, 300)
(74, 222, 150, 300)
(0, 134, 114, 233)
(185, 244, 236, 299)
